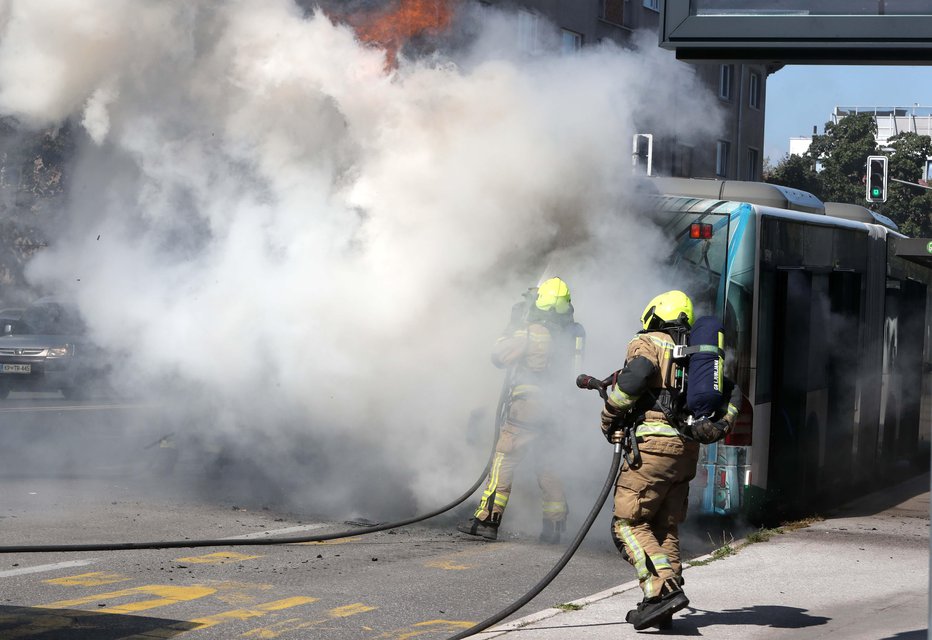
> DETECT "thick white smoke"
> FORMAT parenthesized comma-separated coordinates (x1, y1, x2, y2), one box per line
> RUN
(0, 0, 724, 520)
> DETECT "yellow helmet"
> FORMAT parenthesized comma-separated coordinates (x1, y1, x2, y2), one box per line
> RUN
(641, 290, 693, 330)
(535, 277, 572, 314)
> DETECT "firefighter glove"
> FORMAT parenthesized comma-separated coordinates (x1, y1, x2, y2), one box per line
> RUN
(600, 405, 619, 431)
(687, 417, 728, 444)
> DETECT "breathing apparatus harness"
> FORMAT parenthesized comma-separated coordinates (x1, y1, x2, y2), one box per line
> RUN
(648, 320, 692, 437)
(634, 313, 727, 440)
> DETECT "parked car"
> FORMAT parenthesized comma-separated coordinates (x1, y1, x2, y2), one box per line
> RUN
(0, 298, 109, 399)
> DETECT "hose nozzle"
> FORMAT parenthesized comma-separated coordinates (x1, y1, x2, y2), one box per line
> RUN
(576, 374, 603, 391)
(576, 373, 608, 400)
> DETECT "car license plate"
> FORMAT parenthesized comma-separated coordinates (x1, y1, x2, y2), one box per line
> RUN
(1, 363, 30, 374)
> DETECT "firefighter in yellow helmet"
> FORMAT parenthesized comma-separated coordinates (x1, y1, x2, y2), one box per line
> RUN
(457, 277, 585, 543)
(599, 290, 740, 630)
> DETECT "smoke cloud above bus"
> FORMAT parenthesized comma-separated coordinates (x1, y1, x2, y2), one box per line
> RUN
(0, 0, 724, 523)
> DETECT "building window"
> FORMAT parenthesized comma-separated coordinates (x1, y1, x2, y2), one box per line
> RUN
(601, 0, 625, 25)
(747, 148, 760, 181)
(719, 64, 733, 100)
(749, 72, 761, 109)
(716, 140, 730, 177)
(561, 29, 582, 53)
(643, 0, 660, 11)
(673, 144, 694, 178)
(518, 10, 542, 54)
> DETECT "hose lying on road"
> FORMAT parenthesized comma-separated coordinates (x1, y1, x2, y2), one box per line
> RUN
(446, 442, 622, 640)
(0, 378, 512, 554)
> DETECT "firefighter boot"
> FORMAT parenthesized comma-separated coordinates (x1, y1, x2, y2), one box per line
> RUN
(625, 580, 689, 631)
(650, 576, 682, 629)
(456, 516, 499, 541)
(539, 519, 565, 544)
(654, 612, 673, 630)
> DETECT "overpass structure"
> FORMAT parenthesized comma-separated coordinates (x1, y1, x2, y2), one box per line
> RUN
(659, 1, 932, 63)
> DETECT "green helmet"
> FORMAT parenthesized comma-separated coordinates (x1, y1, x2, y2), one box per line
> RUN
(641, 290, 693, 330)
(535, 277, 572, 314)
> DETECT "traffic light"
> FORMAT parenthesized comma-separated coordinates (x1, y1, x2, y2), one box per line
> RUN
(866, 155, 888, 203)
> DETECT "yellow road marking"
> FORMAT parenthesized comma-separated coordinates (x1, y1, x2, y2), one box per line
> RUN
(422, 542, 513, 571)
(241, 603, 377, 638)
(43, 571, 130, 587)
(174, 552, 263, 564)
(209, 580, 274, 607)
(329, 603, 377, 618)
(373, 620, 475, 639)
(190, 596, 318, 630)
(40, 584, 216, 613)
(423, 560, 472, 571)
(240, 618, 319, 639)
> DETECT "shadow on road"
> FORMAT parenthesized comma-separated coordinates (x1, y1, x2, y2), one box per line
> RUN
(520, 604, 830, 637)
(0, 604, 198, 639)
(825, 472, 929, 519)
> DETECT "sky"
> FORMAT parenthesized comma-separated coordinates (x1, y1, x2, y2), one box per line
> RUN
(763, 64, 932, 164)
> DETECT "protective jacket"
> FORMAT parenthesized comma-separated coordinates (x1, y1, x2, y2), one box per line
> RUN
(493, 313, 585, 429)
(473, 315, 585, 527)
(601, 330, 681, 438)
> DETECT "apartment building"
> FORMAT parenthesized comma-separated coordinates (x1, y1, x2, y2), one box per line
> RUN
(480, 0, 777, 180)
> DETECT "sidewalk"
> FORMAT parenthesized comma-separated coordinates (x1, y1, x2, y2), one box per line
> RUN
(475, 473, 930, 639)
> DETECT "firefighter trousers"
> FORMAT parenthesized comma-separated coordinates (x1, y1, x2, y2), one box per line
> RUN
(611, 435, 700, 599)
(473, 421, 567, 525)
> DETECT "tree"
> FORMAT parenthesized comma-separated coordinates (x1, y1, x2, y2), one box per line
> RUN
(764, 152, 821, 199)
(0, 120, 74, 299)
(805, 112, 878, 205)
(765, 112, 932, 237)
(882, 131, 932, 238)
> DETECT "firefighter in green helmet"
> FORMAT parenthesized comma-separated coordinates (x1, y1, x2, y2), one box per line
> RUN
(599, 290, 741, 631)
(457, 277, 585, 543)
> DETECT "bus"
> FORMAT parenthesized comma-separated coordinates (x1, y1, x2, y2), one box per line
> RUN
(643, 177, 932, 525)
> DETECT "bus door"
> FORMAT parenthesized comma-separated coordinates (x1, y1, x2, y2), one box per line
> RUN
(879, 278, 928, 473)
(768, 267, 818, 516)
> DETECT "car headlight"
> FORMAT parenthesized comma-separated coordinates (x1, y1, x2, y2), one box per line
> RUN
(47, 345, 71, 357)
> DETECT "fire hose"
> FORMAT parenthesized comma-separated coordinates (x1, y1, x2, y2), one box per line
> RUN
(447, 373, 625, 639)
(0, 374, 514, 553)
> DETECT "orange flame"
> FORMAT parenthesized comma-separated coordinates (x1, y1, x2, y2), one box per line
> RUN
(346, 0, 456, 68)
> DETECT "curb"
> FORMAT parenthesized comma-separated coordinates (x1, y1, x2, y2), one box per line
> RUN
(471, 540, 745, 639)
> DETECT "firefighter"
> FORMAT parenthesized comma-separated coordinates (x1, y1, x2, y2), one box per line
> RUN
(600, 290, 740, 630)
(457, 277, 585, 543)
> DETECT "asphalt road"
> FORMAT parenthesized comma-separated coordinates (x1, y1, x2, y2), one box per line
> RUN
(0, 393, 740, 640)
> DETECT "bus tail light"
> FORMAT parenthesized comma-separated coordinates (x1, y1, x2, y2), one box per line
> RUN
(689, 222, 713, 239)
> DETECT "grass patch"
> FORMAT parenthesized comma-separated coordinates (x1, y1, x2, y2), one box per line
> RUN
(781, 516, 823, 532)
(555, 603, 583, 611)
(688, 543, 737, 566)
(744, 527, 783, 544)
(689, 516, 824, 566)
